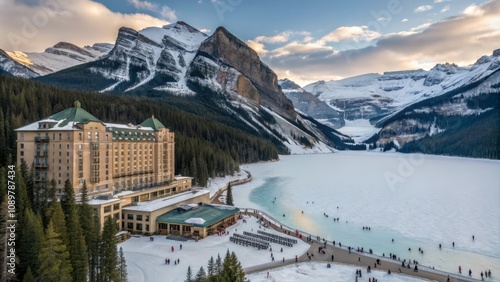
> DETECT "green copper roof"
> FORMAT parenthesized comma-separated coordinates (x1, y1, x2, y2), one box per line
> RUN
(156, 204, 240, 228)
(49, 101, 102, 127)
(140, 115, 166, 131)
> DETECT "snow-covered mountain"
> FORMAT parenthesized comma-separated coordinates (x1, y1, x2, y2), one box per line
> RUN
(278, 78, 344, 129)
(304, 51, 500, 122)
(1, 42, 113, 76)
(34, 22, 356, 153)
(0, 49, 38, 78)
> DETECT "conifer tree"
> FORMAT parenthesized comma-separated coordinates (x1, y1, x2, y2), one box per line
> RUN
(22, 267, 36, 282)
(18, 209, 44, 280)
(38, 221, 73, 282)
(194, 266, 207, 282)
(220, 250, 245, 282)
(225, 183, 234, 206)
(118, 247, 128, 282)
(100, 217, 120, 282)
(185, 266, 193, 282)
(207, 256, 215, 281)
(89, 211, 102, 282)
(214, 254, 222, 277)
(61, 180, 88, 282)
(45, 202, 68, 246)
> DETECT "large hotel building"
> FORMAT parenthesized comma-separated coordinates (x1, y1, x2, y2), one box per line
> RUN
(15, 101, 239, 238)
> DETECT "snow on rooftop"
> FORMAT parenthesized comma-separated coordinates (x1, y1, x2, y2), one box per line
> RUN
(105, 122, 154, 131)
(184, 218, 206, 225)
(88, 197, 120, 205)
(113, 191, 135, 198)
(210, 204, 238, 210)
(122, 190, 209, 212)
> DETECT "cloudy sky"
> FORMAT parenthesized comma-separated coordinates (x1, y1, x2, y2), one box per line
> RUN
(1, 0, 499, 86)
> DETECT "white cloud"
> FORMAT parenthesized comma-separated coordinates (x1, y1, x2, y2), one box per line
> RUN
(434, 0, 446, 2)
(441, 5, 450, 13)
(463, 4, 484, 16)
(258, 1, 500, 83)
(415, 5, 433, 13)
(129, 0, 156, 10)
(401, 18, 408, 22)
(200, 28, 211, 34)
(246, 40, 267, 56)
(0, 0, 169, 52)
(128, 0, 177, 21)
(319, 26, 381, 43)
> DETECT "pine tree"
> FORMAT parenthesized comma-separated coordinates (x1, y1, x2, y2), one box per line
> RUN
(80, 180, 98, 280)
(100, 217, 120, 282)
(45, 203, 68, 246)
(38, 221, 73, 282)
(185, 266, 193, 282)
(194, 266, 207, 282)
(118, 247, 128, 282)
(214, 254, 222, 277)
(62, 180, 88, 282)
(18, 209, 44, 280)
(225, 183, 234, 206)
(207, 256, 215, 281)
(220, 250, 245, 282)
(89, 211, 102, 282)
(22, 267, 36, 282)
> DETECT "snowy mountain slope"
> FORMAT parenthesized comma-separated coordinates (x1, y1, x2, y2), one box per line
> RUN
(0, 49, 38, 78)
(279, 78, 345, 129)
(373, 66, 500, 157)
(84, 21, 208, 93)
(304, 50, 500, 121)
(4, 42, 113, 76)
(33, 22, 357, 153)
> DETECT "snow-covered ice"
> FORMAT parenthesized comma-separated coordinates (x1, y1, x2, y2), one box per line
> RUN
(336, 119, 380, 143)
(234, 152, 500, 280)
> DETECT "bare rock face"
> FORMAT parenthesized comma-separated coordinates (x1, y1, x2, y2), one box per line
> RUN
(196, 27, 296, 120)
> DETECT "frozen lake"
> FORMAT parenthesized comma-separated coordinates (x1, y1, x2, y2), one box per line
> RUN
(233, 152, 500, 279)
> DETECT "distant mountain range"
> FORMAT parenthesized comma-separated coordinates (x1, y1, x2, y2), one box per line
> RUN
(0, 21, 356, 154)
(0, 21, 498, 158)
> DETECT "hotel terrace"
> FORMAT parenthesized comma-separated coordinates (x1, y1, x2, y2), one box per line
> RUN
(15, 101, 239, 236)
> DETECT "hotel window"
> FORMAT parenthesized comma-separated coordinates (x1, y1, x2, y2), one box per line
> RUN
(145, 215, 149, 222)
(103, 206, 111, 213)
(127, 222, 133, 229)
(113, 203, 120, 211)
(20, 143, 24, 149)
(127, 214, 133, 220)
(88, 132, 91, 141)
(59, 133, 62, 140)
(145, 224, 149, 232)
(136, 223, 142, 231)
(136, 215, 142, 221)
(20, 151, 24, 156)
(95, 132, 99, 141)
(20, 133, 24, 141)
(79, 133, 82, 141)
(67, 133, 70, 140)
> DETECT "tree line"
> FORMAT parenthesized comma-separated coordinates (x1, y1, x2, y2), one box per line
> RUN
(0, 75, 279, 186)
(0, 160, 127, 281)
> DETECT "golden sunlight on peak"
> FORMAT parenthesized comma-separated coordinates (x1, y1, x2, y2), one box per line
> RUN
(5, 51, 33, 66)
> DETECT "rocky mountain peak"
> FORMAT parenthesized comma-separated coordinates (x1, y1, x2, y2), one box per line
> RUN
(278, 78, 302, 90)
(492, 48, 500, 57)
(197, 26, 296, 119)
(46, 42, 95, 58)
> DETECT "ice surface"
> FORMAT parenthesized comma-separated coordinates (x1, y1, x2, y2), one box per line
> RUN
(233, 152, 500, 280)
(336, 119, 380, 143)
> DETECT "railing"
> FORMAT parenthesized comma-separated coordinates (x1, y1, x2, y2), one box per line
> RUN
(34, 136, 50, 142)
